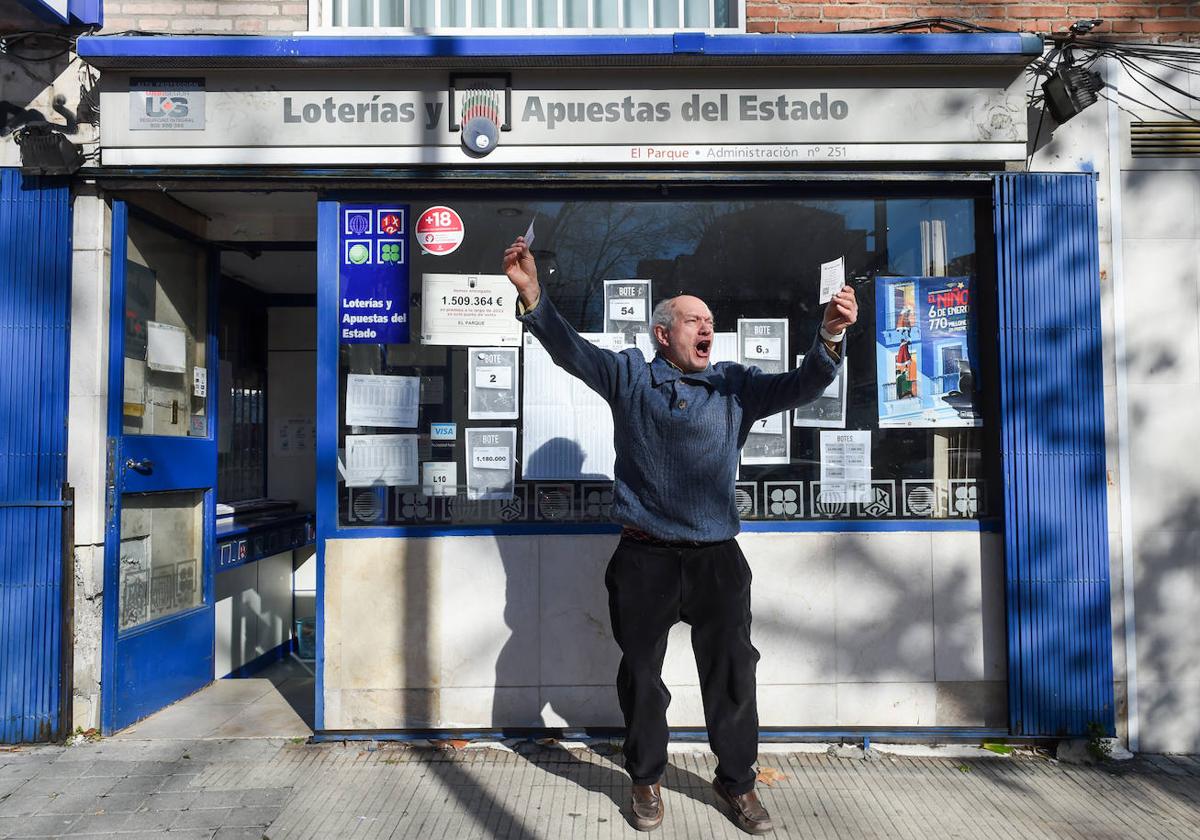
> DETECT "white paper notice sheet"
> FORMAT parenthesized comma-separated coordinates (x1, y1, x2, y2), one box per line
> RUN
(819, 430, 871, 503)
(420, 273, 522, 347)
(468, 347, 519, 420)
(344, 434, 418, 487)
(819, 256, 845, 304)
(466, 427, 516, 500)
(345, 374, 420, 428)
(522, 332, 628, 480)
(147, 321, 186, 373)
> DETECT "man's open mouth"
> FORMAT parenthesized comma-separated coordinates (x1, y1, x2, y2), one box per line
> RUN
(696, 339, 711, 356)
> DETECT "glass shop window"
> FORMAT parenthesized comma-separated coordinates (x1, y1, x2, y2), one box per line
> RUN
(335, 190, 1002, 528)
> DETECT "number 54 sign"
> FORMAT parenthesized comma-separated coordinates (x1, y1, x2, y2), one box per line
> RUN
(603, 279, 652, 339)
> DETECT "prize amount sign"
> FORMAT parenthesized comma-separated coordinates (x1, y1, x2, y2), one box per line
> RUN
(421, 273, 522, 347)
(415, 205, 465, 255)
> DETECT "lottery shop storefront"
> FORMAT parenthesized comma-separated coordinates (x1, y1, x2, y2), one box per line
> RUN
(78, 31, 1117, 739)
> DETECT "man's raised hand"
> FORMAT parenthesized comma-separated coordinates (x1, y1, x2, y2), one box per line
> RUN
(503, 236, 540, 310)
(823, 285, 858, 336)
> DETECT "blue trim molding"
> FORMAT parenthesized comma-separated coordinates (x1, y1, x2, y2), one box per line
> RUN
(994, 173, 1115, 739)
(76, 32, 1043, 67)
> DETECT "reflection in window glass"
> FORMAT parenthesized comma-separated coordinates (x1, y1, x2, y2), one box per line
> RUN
(122, 218, 208, 440)
(337, 189, 1001, 528)
(118, 491, 204, 631)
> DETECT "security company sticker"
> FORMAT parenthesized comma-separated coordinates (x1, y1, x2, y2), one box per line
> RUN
(415, 205, 465, 256)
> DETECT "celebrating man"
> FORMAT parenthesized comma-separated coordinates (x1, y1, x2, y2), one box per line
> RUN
(503, 237, 857, 834)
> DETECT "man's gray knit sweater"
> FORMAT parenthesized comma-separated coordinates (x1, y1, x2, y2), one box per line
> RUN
(518, 294, 842, 543)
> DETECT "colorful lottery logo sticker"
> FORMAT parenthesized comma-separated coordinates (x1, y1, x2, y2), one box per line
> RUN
(415, 205, 465, 256)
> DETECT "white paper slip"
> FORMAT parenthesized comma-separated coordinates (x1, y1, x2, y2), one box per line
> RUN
(743, 337, 781, 361)
(192, 366, 207, 397)
(147, 321, 187, 373)
(345, 373, 420, 428)
(820, 256, 845, 305)
(475, 366, 512, 390)
(523, 217, 536, 248)
(422, 461, 457, 497)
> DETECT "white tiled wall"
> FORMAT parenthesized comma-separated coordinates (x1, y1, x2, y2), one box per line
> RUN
(323, 531, 1006, 730)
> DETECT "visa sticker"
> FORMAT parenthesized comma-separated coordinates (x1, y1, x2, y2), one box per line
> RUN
(430, 422, 457, 443)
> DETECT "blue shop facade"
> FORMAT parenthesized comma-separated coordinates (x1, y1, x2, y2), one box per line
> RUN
(1, 27, 1118, 742)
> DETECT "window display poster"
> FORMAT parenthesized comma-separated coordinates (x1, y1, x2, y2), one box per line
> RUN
(738, 318, 789, 465)
(820, 430, 872, 504)
(794, 352, 848, 428)
(468, 347, 519, 420)
(875, 276, 981, 428)
(421, 273, 522, 347)
(146, 320, 187, 373)
(344, 434, 419, 487)
(340, 204, 410, 344)
(522, 332, 625, 480)
(466, 427, 517, 500)
(603, 279, 652, 341)
(345, 373, 420, 428)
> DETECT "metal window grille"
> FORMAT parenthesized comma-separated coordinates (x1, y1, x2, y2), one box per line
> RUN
(314, 0, 741, 33)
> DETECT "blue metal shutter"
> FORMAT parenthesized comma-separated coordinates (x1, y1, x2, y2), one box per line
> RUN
(0, 169, 72, 743)
(994, 172, 1115, 737)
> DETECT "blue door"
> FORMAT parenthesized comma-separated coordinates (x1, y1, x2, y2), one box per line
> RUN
(101, 203, 218, 734)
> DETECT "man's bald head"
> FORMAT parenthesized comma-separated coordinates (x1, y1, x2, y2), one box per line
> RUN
(650, 295, 715, 373)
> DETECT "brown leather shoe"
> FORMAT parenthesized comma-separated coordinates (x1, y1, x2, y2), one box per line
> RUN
(629, 782, 664, 831)
(712, 778, 774, 834)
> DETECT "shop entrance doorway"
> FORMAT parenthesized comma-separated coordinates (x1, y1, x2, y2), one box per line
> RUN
(101, 192, 319, 736)
(102, 202, 218, 733)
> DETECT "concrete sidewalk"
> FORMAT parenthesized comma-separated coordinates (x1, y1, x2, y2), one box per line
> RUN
(1, 737, 1198, 839)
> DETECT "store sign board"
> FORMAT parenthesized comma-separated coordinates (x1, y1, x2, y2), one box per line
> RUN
(339, 205, 410, 344)
(101, 70, 1027, 165)
(129, 79, 206, 131)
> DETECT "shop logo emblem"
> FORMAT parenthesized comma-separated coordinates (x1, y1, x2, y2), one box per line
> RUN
(859, 482, 895, 518)
(146, 95, 189, 118)
(734, 482, 757, 517)
(378, 211, 404, 235)
(378, 240, 404, 265)
(345, 240, 371, 265)
(344, 209, 372, 236)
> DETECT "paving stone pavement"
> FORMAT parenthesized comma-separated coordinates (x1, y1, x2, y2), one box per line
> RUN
(1, 738, 1199, 839)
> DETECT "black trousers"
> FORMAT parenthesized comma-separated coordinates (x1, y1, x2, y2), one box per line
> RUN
(605, 536, 760, 795)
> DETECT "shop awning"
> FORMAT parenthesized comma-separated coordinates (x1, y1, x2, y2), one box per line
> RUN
(76, 32, 1044, 70)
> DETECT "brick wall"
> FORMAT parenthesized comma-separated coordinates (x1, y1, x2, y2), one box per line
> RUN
(101, 0, 307, 34)
(99, 0, 1200, 39)
(746, 2, 1200, 39)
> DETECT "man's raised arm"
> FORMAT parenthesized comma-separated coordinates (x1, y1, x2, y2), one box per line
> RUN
(503, 237, 628, 403)
(740, 284, 858, 421)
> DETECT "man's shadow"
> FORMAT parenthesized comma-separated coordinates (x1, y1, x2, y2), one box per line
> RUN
(490, 438, 720, 820)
